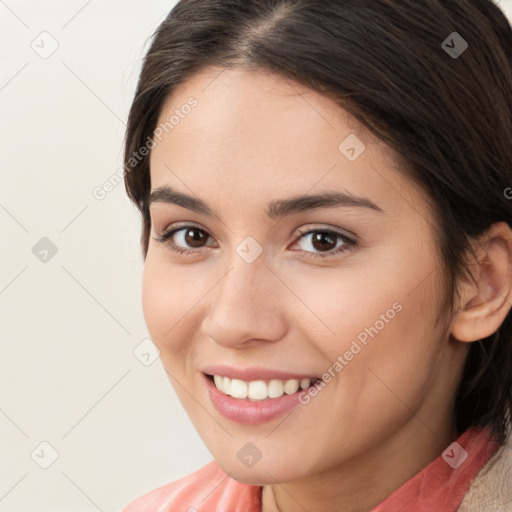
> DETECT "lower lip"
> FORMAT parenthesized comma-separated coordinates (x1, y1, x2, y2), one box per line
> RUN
(204, 374, 306, 424)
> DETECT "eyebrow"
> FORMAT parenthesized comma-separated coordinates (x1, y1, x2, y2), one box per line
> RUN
(148, 185, 384, 220)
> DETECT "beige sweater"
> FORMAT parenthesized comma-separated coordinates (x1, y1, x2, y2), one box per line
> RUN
(458, 433, 512, 511)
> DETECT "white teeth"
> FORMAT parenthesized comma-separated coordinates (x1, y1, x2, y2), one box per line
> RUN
(213, 375, 224, 391)
(283, 379, 299, 394)
(222, 376, 231, 395)
(248, 380, 267, 401)
(267, 379, 284, 398)
(212, 375, 316, 400)
(230, 379, 248, 399)
(300, 378, 311, 390)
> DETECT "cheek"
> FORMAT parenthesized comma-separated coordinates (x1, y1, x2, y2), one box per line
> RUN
(141, 255, 193, 352)
(295, 246, 444, 398)
(332, 289, 443, 431)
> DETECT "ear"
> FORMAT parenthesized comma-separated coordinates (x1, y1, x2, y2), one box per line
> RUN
(450, 221, 512, 343)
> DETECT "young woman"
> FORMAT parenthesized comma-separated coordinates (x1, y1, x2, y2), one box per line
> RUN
(120, 1, 512, 510)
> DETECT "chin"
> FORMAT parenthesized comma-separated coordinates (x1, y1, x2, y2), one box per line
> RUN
(215, 453, 309, 486)
(226, 465, 285, 486)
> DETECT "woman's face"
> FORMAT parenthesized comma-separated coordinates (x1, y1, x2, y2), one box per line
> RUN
(143, 66, 468, 484)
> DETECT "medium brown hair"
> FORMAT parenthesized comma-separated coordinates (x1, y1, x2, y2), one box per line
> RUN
(124, 0, 512, 445)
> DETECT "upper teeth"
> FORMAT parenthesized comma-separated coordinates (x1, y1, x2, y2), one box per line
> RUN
(212, 375, 313, 400)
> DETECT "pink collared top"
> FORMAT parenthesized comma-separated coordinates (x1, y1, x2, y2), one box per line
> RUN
(121, 426, 499, 512)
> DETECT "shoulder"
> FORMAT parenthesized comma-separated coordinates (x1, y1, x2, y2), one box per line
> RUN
(121, 460, 262, 512)
(458, 432, 512, 512)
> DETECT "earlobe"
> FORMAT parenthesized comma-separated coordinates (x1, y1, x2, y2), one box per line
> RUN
(450, 222, 512, 343)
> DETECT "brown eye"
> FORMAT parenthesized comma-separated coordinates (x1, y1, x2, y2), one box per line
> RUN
(310, 232, 338, 252)
(291, 228, 356, 260)
(154, 225, 213, 253)
(183, 228, 208, 248)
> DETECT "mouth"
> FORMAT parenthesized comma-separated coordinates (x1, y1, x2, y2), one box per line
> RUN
(201, 365, 325, 424)
(206, 374, 323, 401)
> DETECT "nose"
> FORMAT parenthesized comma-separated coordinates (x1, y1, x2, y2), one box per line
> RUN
(201, 254, 288, 349)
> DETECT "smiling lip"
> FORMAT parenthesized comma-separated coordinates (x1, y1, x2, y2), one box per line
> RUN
(203, 373, 305, 424)
(201, 365, 321, 425)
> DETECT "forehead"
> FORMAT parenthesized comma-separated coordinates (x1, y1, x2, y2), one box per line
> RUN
(148, 66, 429, 223)
(153, 65, 378, 155)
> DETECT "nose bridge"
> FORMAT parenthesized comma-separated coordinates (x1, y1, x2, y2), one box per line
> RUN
(222, 259, 260, 315)
(202, 248, 286, 347)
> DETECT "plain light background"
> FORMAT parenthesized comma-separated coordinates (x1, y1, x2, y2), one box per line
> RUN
(1, 1, 511, 511)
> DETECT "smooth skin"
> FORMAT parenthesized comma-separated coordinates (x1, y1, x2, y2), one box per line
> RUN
(142, 66, 512, 512)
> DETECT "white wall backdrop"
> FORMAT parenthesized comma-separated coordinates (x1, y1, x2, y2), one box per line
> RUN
(1, 1, 511, 511)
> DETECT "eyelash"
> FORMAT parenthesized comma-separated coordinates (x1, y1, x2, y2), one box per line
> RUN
(153, 224, 357, 260)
